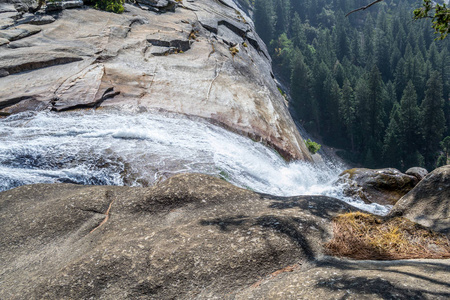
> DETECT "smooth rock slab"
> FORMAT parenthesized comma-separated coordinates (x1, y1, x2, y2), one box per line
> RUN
(0, 173, 357, 299)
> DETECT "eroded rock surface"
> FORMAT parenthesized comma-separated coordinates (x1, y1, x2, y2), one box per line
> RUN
(336, 168, 418, 205)
(0, 1, 311, 161)
(389, 165, 450, 235)
(0, 173, 356, 299)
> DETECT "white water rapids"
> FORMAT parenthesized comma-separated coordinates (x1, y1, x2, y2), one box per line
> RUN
(0, 110, 390, 215)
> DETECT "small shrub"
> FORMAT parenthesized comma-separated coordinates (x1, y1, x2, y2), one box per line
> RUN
(305, 138, 321, 154)
(85, 0, 125, 14)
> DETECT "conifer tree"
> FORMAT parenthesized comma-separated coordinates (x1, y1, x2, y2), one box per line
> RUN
(291, 51, 318, 132)
(398, 81, 422, 167)
(421, 71, 446, 168)
(383, 102, 402, 169)
(254, 0, 274, 44)
(339, 79, 356, 151)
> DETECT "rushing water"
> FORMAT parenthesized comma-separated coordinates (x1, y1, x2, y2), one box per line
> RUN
(0, 110, 390, 215)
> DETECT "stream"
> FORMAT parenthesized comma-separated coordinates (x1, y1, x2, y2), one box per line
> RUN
(0, 110, 390, 215)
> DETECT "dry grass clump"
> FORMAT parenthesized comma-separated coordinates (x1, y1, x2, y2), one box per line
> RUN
(229, 46, 239, 56)
(325, 212, 450, 260)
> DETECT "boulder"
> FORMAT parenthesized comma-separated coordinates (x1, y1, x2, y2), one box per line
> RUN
(336, 168, 418, 205)
(389, 165, 450, 235)
(405, 167, 428, 181)
(0, 173, 357, 299)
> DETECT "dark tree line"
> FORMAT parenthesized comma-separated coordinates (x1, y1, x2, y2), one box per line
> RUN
(253, 0, 450, 170)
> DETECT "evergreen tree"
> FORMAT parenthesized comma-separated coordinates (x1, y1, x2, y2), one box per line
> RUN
(291, 51, 318, 132)
(291, 12, 307, 50)
(274, 0, 290, 37)
(421, 71, 446, 168)
(383, 102, 403, 169)
(339, 79, 356, 150)
(254, 0, 274, 44)
(398, 81, 422, 167)
(364, 65, 386, 161)
(252, 0, 450, 168)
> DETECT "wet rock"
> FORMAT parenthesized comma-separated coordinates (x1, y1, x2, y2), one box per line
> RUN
(389, 165, 450, 235)
(405, 167, 428, 181)
(0, 173, 357, 299)
(336, 168, 418, 205)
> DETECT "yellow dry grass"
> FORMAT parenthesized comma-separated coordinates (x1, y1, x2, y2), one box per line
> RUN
(325, 212, 450, 260)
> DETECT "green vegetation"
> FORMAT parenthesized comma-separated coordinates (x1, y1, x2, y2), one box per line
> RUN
(218, 169, 231, 182)
(305, 138, 321, 154)
(414, 0, 450, 40)
(253, 0, 449, 170)
(84, 0, 125, 13)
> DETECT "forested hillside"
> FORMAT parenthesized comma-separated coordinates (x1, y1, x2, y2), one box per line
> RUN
(252, 0, 450, 171)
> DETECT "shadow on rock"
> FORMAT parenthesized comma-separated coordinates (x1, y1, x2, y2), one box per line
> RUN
(316, 275, 450, 300)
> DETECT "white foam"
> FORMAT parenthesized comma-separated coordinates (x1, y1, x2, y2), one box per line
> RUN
(0, 111, 390, 215)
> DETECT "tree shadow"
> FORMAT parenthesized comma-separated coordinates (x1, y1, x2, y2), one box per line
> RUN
(200, 214, 326, 260)
(199, 215, 250, 231)
(263, 194, 359, 219)
(315, 275, 450, 299)
(314, 258, 450, 299)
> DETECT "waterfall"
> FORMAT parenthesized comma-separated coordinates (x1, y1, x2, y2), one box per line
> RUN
(0, 110, 390, 215)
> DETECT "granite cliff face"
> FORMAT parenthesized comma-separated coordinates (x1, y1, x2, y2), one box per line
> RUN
(0, 0, 311, 161)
